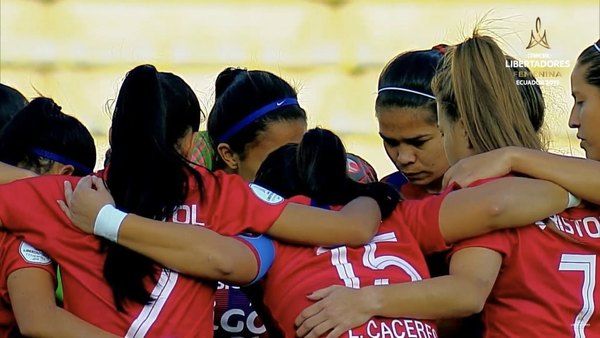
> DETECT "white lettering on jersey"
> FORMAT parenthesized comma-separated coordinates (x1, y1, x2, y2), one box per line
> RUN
(352, 319, 438, 338)
(249, 183, 284, 205)
(19, 242, 52, 265)
(546, 215, 600, 239)
(172, 204, 205, 226)
(125, 269, 178, 338)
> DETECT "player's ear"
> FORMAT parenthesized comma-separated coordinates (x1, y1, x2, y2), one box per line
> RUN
(217, 143, 240, 172)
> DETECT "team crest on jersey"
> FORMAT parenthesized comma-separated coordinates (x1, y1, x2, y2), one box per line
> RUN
(19, 242, 52, 265)
(249, 183, 284, 205)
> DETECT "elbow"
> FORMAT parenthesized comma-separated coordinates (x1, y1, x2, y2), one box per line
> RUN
(347, 223, 377, 247)
(451, 293, 486, 317)
(204, 252, 237, 279)
(215, 257, 237, 279)
(484, 195, 509, 231)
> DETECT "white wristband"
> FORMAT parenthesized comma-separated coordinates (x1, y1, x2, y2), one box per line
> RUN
(567, 192, 582, 209)
(94, 204, 127, 242)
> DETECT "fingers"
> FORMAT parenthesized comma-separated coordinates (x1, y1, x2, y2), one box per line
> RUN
(75, 175, 94, 191)
(295, 302, 322, 328)
(57, 200, 72, 220)
(64, 180, 74, 208)
(295, 307, 328, 338)
(306, 286, 335, 300)
(301, 320, 335, 338)
(91, 176, 107, 192)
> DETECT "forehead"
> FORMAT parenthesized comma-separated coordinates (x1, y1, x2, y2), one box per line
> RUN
(376, 106, 437, 137)
(572, 63, 600, 96)
(571, 63, 587, 87)
(255, 118, 307, 147)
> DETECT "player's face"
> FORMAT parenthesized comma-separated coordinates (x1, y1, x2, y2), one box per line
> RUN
(570, 63, 600, 161)
(437, 103, 472, 165)
(237, 118, 307, 182)
(376, 106, 449, 190)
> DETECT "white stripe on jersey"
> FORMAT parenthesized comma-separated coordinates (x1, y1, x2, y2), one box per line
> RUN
(126, 269, 179, 338)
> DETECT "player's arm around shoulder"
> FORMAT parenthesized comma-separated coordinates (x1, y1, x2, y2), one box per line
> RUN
(439, 176, 569, 243)
(269, 196, 381, 247)
(0, 161, 37, 184)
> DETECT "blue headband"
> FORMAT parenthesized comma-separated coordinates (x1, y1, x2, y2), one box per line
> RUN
(218, 98, 299, 143)
(31, 148, 93, 175)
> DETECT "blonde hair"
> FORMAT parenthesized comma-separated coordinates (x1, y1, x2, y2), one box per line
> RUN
(432, 33, 543, 153)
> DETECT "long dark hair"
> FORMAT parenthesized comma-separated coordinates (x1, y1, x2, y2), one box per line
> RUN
(0, 97, 95, 176)
(254, 128, 363, 205)
(105, 64, 204, 310)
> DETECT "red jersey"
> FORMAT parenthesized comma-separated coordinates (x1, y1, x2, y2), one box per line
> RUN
(0, 233, 55, 338)
(0, 167, 289, 337)
(452, 195, 600, 336)
(259, 196, 445, 338)
(400, 183, 435, 201)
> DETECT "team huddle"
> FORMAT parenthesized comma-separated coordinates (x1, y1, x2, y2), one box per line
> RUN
(0, 30, 598, 338)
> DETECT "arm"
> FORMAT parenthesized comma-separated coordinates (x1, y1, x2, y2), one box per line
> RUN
(0, 161, 37, 183)
(267, 197, 381, 247)
(439, 176, 569, 243)
(444, 147, 599, 204)
(59, 177, 260, 285)
(115, 214, 259, 284)
(294, 248, 501, 338)
(9, 267, 120, 338)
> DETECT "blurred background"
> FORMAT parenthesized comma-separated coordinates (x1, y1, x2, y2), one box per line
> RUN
(1, 0, 598, 176)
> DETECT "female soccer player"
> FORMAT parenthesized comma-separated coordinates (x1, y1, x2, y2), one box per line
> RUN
(374, 45, 548, 337)
(0, 65, 395, 337)
(442, 39, 600, 204)
(296, 34, 600, 338)
(0, 97, 116, 337)
(206, 66, 309, 337)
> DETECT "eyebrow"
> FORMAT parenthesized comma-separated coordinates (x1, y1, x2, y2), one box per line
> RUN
(378, 132, 430, 143)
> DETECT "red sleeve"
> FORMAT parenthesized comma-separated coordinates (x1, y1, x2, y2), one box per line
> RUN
(397, 177, 509, 255)
(450, 229, 514, 260)
(203, 170, 290, 236)
(396, 188, 452, 255)
(0, 175, 82, 251)
(2, 236, 56, 280)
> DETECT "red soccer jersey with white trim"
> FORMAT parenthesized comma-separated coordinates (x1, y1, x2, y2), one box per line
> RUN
(0, 167, 288, 337)
(451, 189, 600, 337)
(260, 196, 439, 338)
(0, 232, 55, 338)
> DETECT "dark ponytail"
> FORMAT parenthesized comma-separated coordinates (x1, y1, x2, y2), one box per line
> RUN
(255, 127, 399, 217)
(105, 64, 203, 310)
(296, 128, 359, 205)
(255, 128, 361, 205)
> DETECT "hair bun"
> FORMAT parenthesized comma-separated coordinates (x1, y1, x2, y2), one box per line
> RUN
(215, 67, 247, 98)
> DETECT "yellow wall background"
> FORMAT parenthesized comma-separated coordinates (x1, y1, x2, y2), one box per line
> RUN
(1, 0, 598, 176)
